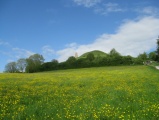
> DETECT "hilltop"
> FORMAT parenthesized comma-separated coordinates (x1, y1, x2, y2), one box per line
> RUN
(78, 50, 108, 59)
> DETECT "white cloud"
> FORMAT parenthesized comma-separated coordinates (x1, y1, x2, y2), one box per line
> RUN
(0, 50, 12, 58)
(12, 47, 34, 59)
(0, 40, 11, 47)
(42, 45, 55, 62)
(73, 1, 125, 14)
(95, 2, 126, 15)
(104, 3, 125, 12)
(56, 16, 159, 62)
(73, 0, 101, 7)
(57, 45, 77, 62)
(42, 45, 55, 55)
(65, 42, 78, 48)
(135, 6, 159, 16)
(0, 41, 34, 60)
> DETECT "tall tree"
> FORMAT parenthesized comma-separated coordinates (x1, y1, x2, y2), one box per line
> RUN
(5, 62, 18, 73)
(26, 54, 44, 73)
(66, 56, 76, 68)
(137, 52, 147, 61)
(148, 51, 156, 61)
(51, 59, 59, 69)
(109, 48, 121, 57)
(17, 58, 27, 72)
(156, 36, 159, 61)
(29, 54, 44, 65)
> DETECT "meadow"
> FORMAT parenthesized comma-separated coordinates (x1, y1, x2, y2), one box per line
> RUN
(0, 66, 159, 120)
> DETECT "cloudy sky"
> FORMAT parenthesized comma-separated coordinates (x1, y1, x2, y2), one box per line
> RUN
(0, 0, 159, 72)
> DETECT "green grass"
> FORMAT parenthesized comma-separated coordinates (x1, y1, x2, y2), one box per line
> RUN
(0, 66, 159, 119)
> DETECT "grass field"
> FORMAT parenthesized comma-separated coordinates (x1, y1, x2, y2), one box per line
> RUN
(0, 66, 159, 120)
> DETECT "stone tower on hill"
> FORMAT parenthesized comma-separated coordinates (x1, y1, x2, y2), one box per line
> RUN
(75, 52, 78, 58)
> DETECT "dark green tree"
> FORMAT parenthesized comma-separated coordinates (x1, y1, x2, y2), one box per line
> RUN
(156, 36, 159, 61)
(148, 51, 156, 61)
(25, 59, 35, 73)
(87, 53, 95, 62)
(51, 59, 59, 69)
(26, 54, 44, 73)
(109, 48, 121, 57)
(66, 56, 76, 68)
(137, 52, 147, 61)
(51, 59, 58, 64)
(109, 48, 122, 65)
(121, 56, 133, 65)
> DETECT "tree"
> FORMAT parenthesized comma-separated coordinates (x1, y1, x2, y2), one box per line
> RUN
(109, 48, 122, 65)
(66, 56, 76, 63)
(137, 52, 147, 61)
(109, 48, 121, 57)
(148, 51, 156, 61)
(40, 59, 59, 71)
(29, 54, 44, 65)
(87, 53, 95, 62)
(5, 62, 18, 73)
(51, 59, 58, 64)
(66, 56, 76, 68)
(25, 59, 35, 73)
(121, 56, 133, 65)
(26, 54, 44, 73)
(51, 59, 59, 69)
(156, 36, 159, 61)
(17, 58, 27, 72)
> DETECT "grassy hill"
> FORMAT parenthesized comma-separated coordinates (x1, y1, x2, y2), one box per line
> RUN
(78, 50, 108, 59)
(0, 66, 159, 119)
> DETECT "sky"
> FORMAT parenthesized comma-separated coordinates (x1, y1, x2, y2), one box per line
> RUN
(0, 0, 159, 72)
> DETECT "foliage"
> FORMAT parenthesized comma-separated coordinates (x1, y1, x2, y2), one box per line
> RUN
(4, 62, 18, 73)
(1, 66, 159, 119)
(137, 52, 148, 61)
(4, 36, 159, 72)
(40, 59, 59, 71)
(109, 48, 121, 57)
(66, 56, 76, 68)
(148, 51, 157, 61)
(28, 54, 44, 65)
(4, 49, 157, 73)
(156, 37, 159, 61)
(26, 54, 44, 73)
(51, 59, 58, 64)
(86, 53, 95, 62)
(17, 58, 27, 72)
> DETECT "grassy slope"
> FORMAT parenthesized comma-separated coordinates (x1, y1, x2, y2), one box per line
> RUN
(0, 66, 159, 119)
(78, 50, 108, 59)
(150, 61, 159, 67)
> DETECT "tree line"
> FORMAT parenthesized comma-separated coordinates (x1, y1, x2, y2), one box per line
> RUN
(4, 36, 159, 73)
(4, 48, 158, 73)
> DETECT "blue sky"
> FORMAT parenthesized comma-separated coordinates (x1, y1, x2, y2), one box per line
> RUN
(0, 0, 159, 72)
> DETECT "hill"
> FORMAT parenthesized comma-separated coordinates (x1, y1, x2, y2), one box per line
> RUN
(78, 50, 108, 59)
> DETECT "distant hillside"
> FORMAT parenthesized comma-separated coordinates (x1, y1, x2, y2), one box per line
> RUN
(78, 50, 108, 59)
